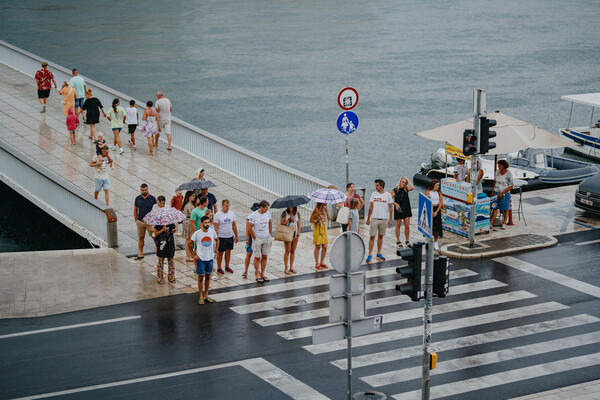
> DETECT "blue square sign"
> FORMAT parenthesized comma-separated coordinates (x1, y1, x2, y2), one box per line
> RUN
(418, 192, 432, 240)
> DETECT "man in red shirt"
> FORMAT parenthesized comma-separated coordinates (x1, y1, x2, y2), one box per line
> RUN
(34, 61, 57, 113)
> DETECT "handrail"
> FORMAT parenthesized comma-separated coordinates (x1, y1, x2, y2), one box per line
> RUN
(0, 138, 117, 247)
(0, 39, 333, 198)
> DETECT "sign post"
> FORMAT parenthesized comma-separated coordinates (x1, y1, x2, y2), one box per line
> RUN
(337, 87, 359, 185)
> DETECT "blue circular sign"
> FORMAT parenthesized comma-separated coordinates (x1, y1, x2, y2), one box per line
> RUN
(337, 111, 359, 135)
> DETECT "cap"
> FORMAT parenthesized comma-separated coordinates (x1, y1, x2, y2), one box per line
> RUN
(250, 202, 260, 211)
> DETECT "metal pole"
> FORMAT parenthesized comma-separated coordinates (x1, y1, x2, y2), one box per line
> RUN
(345, 233, 352, 400)
(422, 240, 434, 400)
(469, 89, 481, 247)
(346, 136, 350, 185)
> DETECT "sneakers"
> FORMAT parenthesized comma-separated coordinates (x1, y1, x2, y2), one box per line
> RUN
(434, 242, 440, 250)
(113, 145, 117, 151)
(366, 255, 372, 263)
(225, 267, 233, 273)
(217, 268, 225, 275)
(376, 253, 386, 261)
(118, 147, 124, 154)
(133, 145, 137, 150)
(40, 105, 46, 113)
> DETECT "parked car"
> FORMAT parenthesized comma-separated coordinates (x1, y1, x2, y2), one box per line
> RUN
(575, 172, 600, 214)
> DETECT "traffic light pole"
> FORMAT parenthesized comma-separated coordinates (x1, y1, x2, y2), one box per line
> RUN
(469, 89, 484, 247)
(422, 239, 434, 399)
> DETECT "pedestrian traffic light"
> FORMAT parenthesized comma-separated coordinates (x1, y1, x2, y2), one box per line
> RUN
(433, 255, 449, 298)
(479, 117, 497, 154)
(396, 242, 424, 301)
(462, 129, 477, 156)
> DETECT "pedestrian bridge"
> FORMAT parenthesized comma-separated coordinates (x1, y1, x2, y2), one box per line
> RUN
(0, 40, 331, 255)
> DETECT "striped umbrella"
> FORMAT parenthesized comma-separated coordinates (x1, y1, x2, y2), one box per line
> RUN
(307, 188, 347, 204)
(143, 207, 186, 225)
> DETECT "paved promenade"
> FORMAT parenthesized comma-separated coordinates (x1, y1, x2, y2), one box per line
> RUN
(0, 62, 283, 256)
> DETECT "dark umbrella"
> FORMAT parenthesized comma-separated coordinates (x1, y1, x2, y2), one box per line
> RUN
(270, 195, 311, 209)
(176, 180, 216, 191)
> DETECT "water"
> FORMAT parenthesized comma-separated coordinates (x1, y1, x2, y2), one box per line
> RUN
(0, 0, 598, 249)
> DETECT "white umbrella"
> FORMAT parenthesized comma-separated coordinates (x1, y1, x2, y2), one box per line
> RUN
(415, 111, 572, 154)
(307, 188, 347, 204)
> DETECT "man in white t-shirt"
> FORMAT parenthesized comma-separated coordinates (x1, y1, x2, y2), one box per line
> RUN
(247, 200, 272, 283)
(190, 216, 219, 305)
(89, 146, 111, 205)
(155, 91, 173, 150)
(213, 199, 238, 275)
(365, 179, 393, 263)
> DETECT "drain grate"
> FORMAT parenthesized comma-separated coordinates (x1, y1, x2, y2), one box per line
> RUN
(523, 196, 555, 206)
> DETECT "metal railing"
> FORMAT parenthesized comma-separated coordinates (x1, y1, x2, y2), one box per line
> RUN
(0, 39, 332, 200)
(0, 138, 117, 248)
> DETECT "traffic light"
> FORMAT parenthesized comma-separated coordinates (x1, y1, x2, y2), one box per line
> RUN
(396, 242, 424, 301)
(462, 129, 477, 156)
(479, 117, 497, 154)
(433, 256, 450, 298)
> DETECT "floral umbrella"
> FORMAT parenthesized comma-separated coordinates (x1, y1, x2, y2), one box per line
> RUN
(143, 207, 186, 225)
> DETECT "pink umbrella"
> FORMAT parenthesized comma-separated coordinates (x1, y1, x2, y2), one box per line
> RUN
(143, 207, 185, 225)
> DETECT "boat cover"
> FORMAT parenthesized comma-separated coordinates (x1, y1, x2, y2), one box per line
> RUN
(561, 93, 600, 108)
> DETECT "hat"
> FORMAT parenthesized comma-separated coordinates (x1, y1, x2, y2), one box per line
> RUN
(250, 202, 260, 211)
(196, 167, 205, 176)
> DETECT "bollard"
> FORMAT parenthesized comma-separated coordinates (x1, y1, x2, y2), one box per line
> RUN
(507, 197, 514, 226)
(353, 391, 386, 400)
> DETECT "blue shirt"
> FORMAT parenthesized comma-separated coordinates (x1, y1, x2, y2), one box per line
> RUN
(69, 76, 86, 98)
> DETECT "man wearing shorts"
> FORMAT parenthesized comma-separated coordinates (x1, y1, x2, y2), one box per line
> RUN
(133, 183, 157, 260)
(247, 200, 272, 283)
(69, 69, 87, 119)
(365, 179, 393, 263)
(155, 91, 173, 150)
(190, 216, 219, 305)
(34, 62, 57, 113)
(89, 146, 111, 205)
(213, 199, 238, 275)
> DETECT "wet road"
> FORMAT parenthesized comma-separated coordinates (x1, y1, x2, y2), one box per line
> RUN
(1, 229, 599, 399)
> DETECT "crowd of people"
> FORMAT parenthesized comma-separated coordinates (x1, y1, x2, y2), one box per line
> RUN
(34, 62, 515, 306)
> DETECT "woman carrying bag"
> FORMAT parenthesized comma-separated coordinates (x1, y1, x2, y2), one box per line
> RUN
(280, 207, 300, 275)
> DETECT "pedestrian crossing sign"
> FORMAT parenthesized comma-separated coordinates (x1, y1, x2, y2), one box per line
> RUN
(418, 192, 432, 239)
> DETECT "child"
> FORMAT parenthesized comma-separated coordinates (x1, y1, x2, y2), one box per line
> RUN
(66, 108, 79, 145)
(126, 99, 138, 150)
(94, 132, 113, 171)
(348, 198, 360, 233)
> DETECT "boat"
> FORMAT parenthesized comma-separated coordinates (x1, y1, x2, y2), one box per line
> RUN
(414, 148, 600, 193)
(560, 93, 600, 161)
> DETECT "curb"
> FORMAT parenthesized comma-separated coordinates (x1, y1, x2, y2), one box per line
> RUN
(440, 236, 558, 259)
(0, 247, 114, 258)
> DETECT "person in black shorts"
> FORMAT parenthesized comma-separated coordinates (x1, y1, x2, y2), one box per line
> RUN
(125, 100, 139, 150)
(391, 176, 414, 249)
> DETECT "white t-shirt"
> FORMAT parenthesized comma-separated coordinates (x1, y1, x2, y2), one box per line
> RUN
(191, 228, 218, 261)
(155, 97, 172, 121)
(92, 155, 109, 180)
(213, 210, 236, 238)
(369, 190, 393, 219)
(125, 107, 138, 125)
(248, 210, 271, 239)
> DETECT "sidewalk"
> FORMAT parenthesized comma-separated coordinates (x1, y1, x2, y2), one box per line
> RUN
(509, 378, 600, 400)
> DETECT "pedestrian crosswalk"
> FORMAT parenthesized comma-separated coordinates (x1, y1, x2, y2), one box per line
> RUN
(212, 260, 600, 399)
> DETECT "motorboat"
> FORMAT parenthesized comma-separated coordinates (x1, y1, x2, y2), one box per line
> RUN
(560, 93, 600, 161)
(414, 147, 600, 193)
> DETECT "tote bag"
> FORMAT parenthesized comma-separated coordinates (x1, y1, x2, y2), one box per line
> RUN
(336, 206, 349, 225)
(274, 223, 295, 242)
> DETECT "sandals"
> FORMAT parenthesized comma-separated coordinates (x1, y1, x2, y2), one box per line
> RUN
(204, 297, 215, 303)
(198, 298, 205, 305)
(256, 277, 264, 283)
(262, 277, 270, 282)
(242, 273, 248, 278)
(316, 264, 328, 270)
(134, 255, 144, 260)
(284, 270, 291, 275)
(289, 269, 297, 274)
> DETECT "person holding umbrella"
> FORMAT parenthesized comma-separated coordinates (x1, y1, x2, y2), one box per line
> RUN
(310, 203, 330, 270)
(142, 206, 186, 284)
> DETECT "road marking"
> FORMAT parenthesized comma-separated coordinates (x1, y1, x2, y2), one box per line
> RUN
(362, 331, 600, 387)
(391, 352, 600, 399)
(575, 238, 600, 246)
(9, 357, 329, 400)
(331, 314, 600, 370)
(230, 269, 477, 314)
(0, 316, 142, 340)
(494, 256, 600, 298)
(303, 302, 568, 354)
(210, 265, 401, 302)
(277, 280, 508, 340)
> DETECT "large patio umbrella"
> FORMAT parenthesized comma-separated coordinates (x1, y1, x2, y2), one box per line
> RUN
(415, 111, 572, 154)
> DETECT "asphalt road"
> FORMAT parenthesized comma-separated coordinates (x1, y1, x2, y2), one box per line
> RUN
(1, 229, 599, 400)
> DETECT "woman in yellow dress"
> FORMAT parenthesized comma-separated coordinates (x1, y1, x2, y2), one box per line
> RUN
(311, 203, 330, 270)
(58, 81, 75, 116)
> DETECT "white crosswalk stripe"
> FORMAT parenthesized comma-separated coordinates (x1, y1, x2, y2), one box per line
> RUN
(216, 258, 598, 399)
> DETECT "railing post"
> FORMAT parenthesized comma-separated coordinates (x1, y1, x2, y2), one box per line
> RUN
(104, 208, 118, 248)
